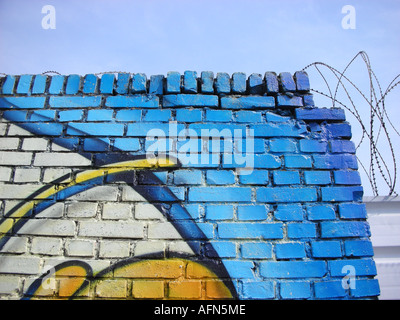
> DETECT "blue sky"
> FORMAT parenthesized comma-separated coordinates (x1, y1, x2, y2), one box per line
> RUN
(0, 0, 399, 195)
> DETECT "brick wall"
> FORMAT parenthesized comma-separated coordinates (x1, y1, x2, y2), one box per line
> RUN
(0, 71, 380, 299)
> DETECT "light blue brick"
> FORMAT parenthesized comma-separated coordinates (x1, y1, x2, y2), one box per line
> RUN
(176, 109, 202, 122)
(215, 72, 231, 94)
(116, 73, 130, 94)
(65, 75, 80, 94)
(200, 71, 214, 93)
(238, 170, 269, 185)
(16, 75, 33, 94)
(49, 96, 101, 108)
(206, 170, 235, 185)
(269, 139, 297, 153)
(100, 74, 115, 94)
(311, 241, 342, 258)
(30, 110, 56, 121)
(338, 203, 367, 219)
(304, 171, 331, 185)
(114, 138, 140, 151)
(287, 222, 317, 239)
(163, 94, 218, 107)
(106, 95, 159, 108)
(87, 109, 114, 121)
(313, 154, 358, 169)
(279, 72, 296, 92)
(183, 71, 197, 93)
(149, 75, 164, 94)
(241, 242, 272, 259)
(275, 242, 306, 259)
(299, 139, 327, 153)
(320, 221, 370, 238)
(221, 96, 275, 109)
(314, 281, 346, 299)
(237, 205, 267, 221)
(264, 72, 279, 94)
(273, 171, 300, 185)
(334, 170, 361, 185)
(253, 154, 281, 169)
(257, 187, 317, 203)
(48, 75, 65, 94)
(242, 281, 275, 299)
(127, 123, 184, 137)
(218, 223, 283, 239)
(174, 169, 202, 185)
(67, 122, 124, 136)
(82, 74, 98, 93)
(143, 109, 171, 122)
(83, 138, 110, 151)
(330, 140, 356, 153)
(166, 71, 181, 93)
(170, 204, 201, 220)
(344, 240, 374, 257)
(252, 123, 307, 137)
(350, 279, 380, 298)
(0, 97, 46, 109)
(248, 73, 264, 95)
(31, 75, 48, 94)
(206, 205, 234, 220)
(205, 109, 232, 122)
(321, 186, 363, 202)
(131, 73, 147, 93)
(285, 155, 312, 168)
(188, 123, 245, 137)
(329, 259, 377, 277)
(189, 187, 251, 202)
(260, 261, 326, 278)
(280, 281, 311, 299)
(222, 260, 254, 279)
(235, 110, 262, 123)
(232, 72, 246, 93)
(206, 241, 236, 258)
(115, 110, 141, 122)
(58, 110, 83, 122)
(145, 138, 174, 153)
(274, 204, 304, 221)
(307, 205, 336, 221)
(1, 75, 16, 94)
(235, 138, 265, 153)
(18, 122, 63, 136)
(265, 112, 291, 122)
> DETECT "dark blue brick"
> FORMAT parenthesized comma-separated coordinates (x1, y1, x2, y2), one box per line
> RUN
(285, 155, 312, 168)
(143, 109, 171, 122)
(275, 242, 306, 259)
(149, 75, 164, 95)
(330, 140, 356, 153)
(276, 95, 303, 107)
(131, 73, 147, 93)
(242, 281, 275, 299)
(67, 122, 124, 136)
(269, 139, 297, 153)
(49, 96, 101, 108)
(206, 170, 235, 185)
(338, 203, 367, 219)
(16, 75, 33, 94)
(58, 110, 83, 122)
(299, 139, 327, 153)
(294, 71, 310, 92)
(329, 259, 377, 277)
(1, 75, 16, 94)
(257, 187, 317, 203)
(311, 241, 342, 258)
(344, 240, 374, 257)
(49, 75, 65, 94)
(115, 110, 141, 122)
(264, 72, 279, 94)
(165, 71, 181, 93)
(320, 221, 370, 238)
(176, 109, 202, 122)
(280, 281, 311, 299)
(334, 170, 361, 185)
(31, 75, 48, 94)
(350, 279, 380, 298)
(163, 94, 218, 107)
(170, 203, 200, 220)
(116, 73, 130, 94)
(321, 186, 363, 202)
(218, 222, 283, 239)
(206, 241, 236, 258)
(174, 169, 202, 185)
(113, 138, 140, 151)
(287, 222, 317, 239)
(314, 281, 346, 299)
(100, 74, 114, 94)
(303, 94, 315, 107)
(274, 204, 304, 221)
(87, 109, 113, 121)
(325, 123, 352, 138)
(221, 96, 275, 109)
(235, 110, 262, 123)
(183, 71, 197, 93)
(304, 171, 331, 185)
(232, 72, 246, 93)
(241, 243, 272, 259)
(189, 187, 251, 202)
(206, 205, 234, 220)
(296, 108, 346, 121)
(83, 138, 110, 151)
(313, 154, 358, 169)
(215, 72, 231, 94)
(82, 74, 98, 93)
(247, 73, 264, 95)
(307, 205, 336, 221)
(279, 72, 296, 92)
(237, 205, 267, 221)
(29, 110, 56, 121)
(65, 75, 80, 94)
(2, 110, 27, 122)
(200, 71, 214, 93)
(273, 171, 300, 185)
(260, 261, 326, 278)
(106, 95, 159, 108)
(238, 170, 269, 185)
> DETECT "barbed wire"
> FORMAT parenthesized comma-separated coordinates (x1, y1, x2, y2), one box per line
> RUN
(303, 51, 400, 197)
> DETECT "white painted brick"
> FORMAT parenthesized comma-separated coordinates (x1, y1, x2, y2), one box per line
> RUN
(35, 202, 64, 218)
(102, 203, 132, 220)
(7, 124, 34, 136)
(65, 239, 95, 257)
(0, 236, 28, 253)
(13, 168, 41, 183)
(68, 185, 119, 201)
(43, 168, 72, 183)
(0, 167, 12, 181)
(148, 222, 182, 239)
(134, 203, 165, 220)
(0, 184, 47, 199)
(0, 256, 41, 274)
(0, 151, 32, 165)
(21, 138, 48, 151)
(121, 186, 147, 201)
(66, 201, 98, 218)
(42, 258, 110, 275)
(31, 237, 62, 255)
(0, 123, 8, 136)
(34, 152, 92, 167)
(17, 219, 76, 236)
(99, 240, 131, 258)
(168, 241, 196, 256)
(0, 276, 21, 294)
(79, 221, 144, 239)
(0, 137, 20, 150)
(134, 241, 165, 257)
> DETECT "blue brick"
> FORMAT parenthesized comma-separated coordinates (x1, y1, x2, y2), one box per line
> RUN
(329, 259, 377, 277)
(113, 138, 140, 151)
(170, 203, 200, 220)
(218, 223, 283, 239)
(320, 221, 370, 238)
(274, 204, 304, 221)
(205, 110, 232, 122)
(294, 71, 310, 91)
(325, 123, 352, 138)
(149, 75, 164, 95)
(106, 95, 159, 108)
(174, 221, 213, 238)
(321, 186, 363, 202)
(127, 123, 184, 137)
(30, 110, 56, 121)
(276, 95, 303, 107)
(235, 110, 262, 123)
(49, 75, 65, 94)
(237, 205, 267, 221)
(67, 123, 124, 136)
(16, 75, 33, 94)
(287, 222, 317, 239)
(19, 122, 63, 136)
(238, 170, 269, 185)
(206, 205, 234, 220)
(242, 281, 275, 299)
(275, 242, 306, 259)
(200, 71, 214, 93)
(176, 109, 202, 122)
(174, 169, 202, 185)
(303, 94, 315, 106)
(299, 139, 327, 153)
(248, 73, 264, 95)
(296, 108, 346, 121)
(188, 123, 245, 138)
(273, 171, 300, 185)
(87, 109, 114, 121)
(241, 243, 272, 259)
(208, 138, 234, 154)
(215, 72, 231, 94)
(163, 94, 218, 107)
(115, 110, 141, 122)
(265, 112, 291, 122)
(114, 73, 129, 94)
(280, 281, 311, 299)
(206, 170, 235, 185)
(253, 154, 281, 169)
(49, 96, 101, 108)
(165, 71, 181, 93)
(143, 109, 171, 122)
(189, 187, 251, 202)
(222, 260, 254, 279)
(82, 74, 98, 93)
(2, 110, 27, 122)
(279, 72, 296, 92)
(235, 138, 265, 153)
(330, 140, 356, 153)
(83, 138, 110, 151)
(1, 75, 16, 94)
(334, 170, 361, 185)
(100, 74, 115, 94)
(131, 73, 147, 93)
(221, 96, 275, 109)
(344, 240, 374, 257)
(264, 72, 279, 94)
(269, 139, 297, 153)
(307, 205, 336, 221)
(145, 138, 174, 153)
(65, 75, 80, 94)
(0, 97, 46, 109)
(31, 75, 48, 94)
(260, 261, 326, 278)
(206, 241, 236, 258)
(350, 279, 380, 298)
(178, 153, 220, 168)
(58, 110, 83, 122)
(232, 72, 246, 93)
(314, 281, 346, 299)
(304, 171, 331, 185)
(252, 123, 307, 137)
(284, 155, 312, 168)
(313, 154, 358, 169)
(338, 203, 367, 219)
(183, 71, 197, 93)
(311, 241, 342, 258)
(257, 187, 317, 203)
(133, 186, 185, 202)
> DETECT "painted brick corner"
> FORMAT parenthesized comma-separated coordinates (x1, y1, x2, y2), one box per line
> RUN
(0, 71, 379, 300)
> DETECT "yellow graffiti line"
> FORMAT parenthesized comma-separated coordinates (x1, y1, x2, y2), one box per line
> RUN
(0, 157, 176, 241)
